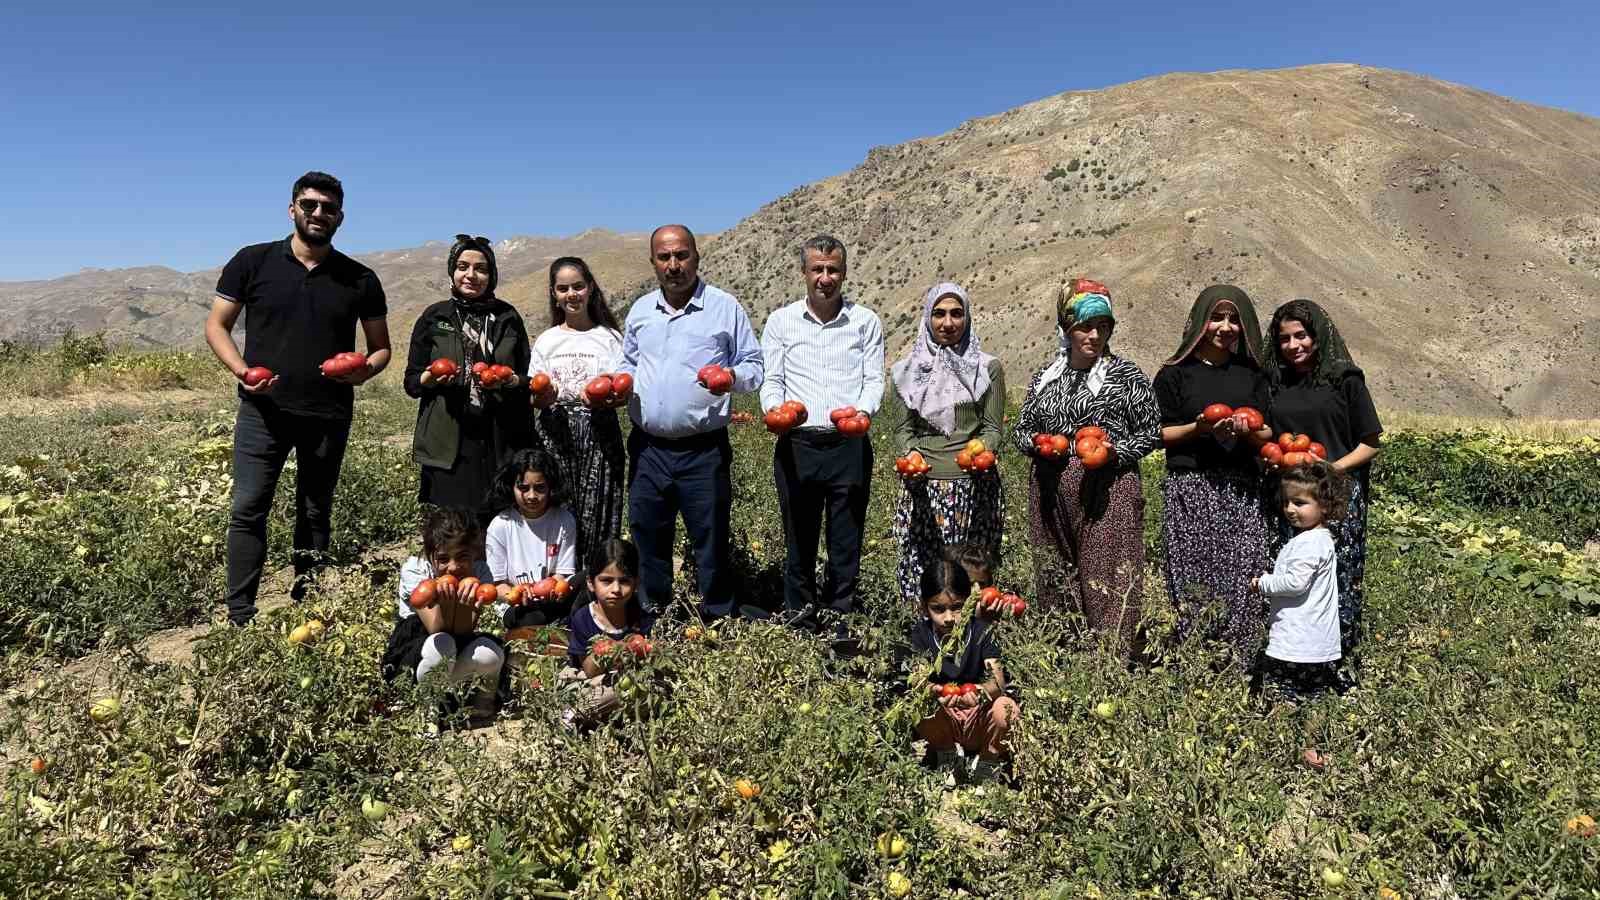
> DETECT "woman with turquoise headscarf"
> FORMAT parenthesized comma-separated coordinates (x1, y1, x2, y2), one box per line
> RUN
(1010, 278, 1161, 656)
(1155, 285, 1275, 670)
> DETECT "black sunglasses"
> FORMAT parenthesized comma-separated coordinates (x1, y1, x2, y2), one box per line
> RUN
(296, 198, 342, 215)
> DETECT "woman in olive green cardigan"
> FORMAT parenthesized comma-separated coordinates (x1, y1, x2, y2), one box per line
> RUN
(889, 283, 1007, 604)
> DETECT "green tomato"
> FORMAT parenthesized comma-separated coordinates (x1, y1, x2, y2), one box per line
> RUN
(361, 796, 392, 822)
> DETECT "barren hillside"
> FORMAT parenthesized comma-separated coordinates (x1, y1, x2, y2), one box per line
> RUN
(698, 64, 1600, 417)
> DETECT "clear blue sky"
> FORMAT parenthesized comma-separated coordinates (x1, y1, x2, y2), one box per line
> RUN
(3, 0, 1597, 281)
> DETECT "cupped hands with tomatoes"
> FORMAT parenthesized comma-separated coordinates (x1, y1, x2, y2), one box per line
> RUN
(765, 399, 809, 435)
(955, 438, 997, 473)
(581, 372, 632, 409)
(893, 450, 932, 479)
(319, 351, 370, 383)
(830, 405, 872, 437)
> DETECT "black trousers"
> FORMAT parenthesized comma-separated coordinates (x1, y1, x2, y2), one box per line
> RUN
(627, 428, 734, 618)
(226, 400, 351, 625)
(774, 430, 872, 616)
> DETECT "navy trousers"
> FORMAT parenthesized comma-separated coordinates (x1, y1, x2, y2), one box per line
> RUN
(627, 428, 734, 618)
(226, 400, 351, 625)
(774, 430, 871, 618)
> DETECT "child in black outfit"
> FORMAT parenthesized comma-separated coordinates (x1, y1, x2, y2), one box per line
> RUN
(904, 554, 1019, 775)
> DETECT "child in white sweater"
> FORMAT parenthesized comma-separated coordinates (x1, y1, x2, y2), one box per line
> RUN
(1252, 461, 1349, 704)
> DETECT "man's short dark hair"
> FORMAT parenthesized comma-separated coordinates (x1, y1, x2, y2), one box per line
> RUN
(292, 171, 344, 205)
(798, 234, 847, 269)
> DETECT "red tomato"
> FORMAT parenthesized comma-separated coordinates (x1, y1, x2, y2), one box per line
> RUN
(408, 580, 438, 610)
(585, 375, 614, 402)
(765, 408, 797, 434)
(474, 582, 500, 606)
(1260, 443, 1284, 464)
(528, 372, 552, 393)
(471, 362, 490, 378)
(1076, 425, 1109, 443)
(979, 586, 1001, 608)
(625, 633, 652, 658)
(1234, 406, 1265, 432)
(1049, 435, 1070, 457)
(242, 366, 274, 386)
(696, 364, 721, 386)
(1277, 432, 1295, 451)
(610, 372, 633, 396)
(973, 450, 996, 471)
(1202, 403, 1234, 423)
(433, 574, 459, 594)
(840, 413, 870, 436)
(1009, 596, 1027, 618)
(704, 367, 734, 395)
(830, 406, 857, 424)
(955, 449, 974, 470)
(593, 638, 616, 658)
(552, 576, 571, 598)
(1308, 442, 1328, 460)
(1078, 438, 1112, 469)
(1290, 434, 1312, 452)
(941, 683, 962, 698)
(458, 577, 480, 598)
(960, 683, 978, 696)
(894, 456, 912, 475)
(1281, 451, 1309, 468)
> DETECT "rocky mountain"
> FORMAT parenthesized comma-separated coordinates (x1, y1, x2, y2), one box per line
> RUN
(5, 64, 1599, 416)
(0, 229, 659, 350)
(698, 64, 1600, 418)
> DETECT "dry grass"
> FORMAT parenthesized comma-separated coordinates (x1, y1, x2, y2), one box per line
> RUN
(1380, 410, 1600, 441)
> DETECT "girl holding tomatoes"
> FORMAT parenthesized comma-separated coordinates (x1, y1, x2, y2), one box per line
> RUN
(484, 449, 579, 630)
(1261, 299, 1383, 669)
(1010, 279, 1161, 655)
(381, 506, 506, 723)
(902, 555, 1019, 773)
(404, 235, 533, 509)
(1154, 285, 1276, 669)
(527, 257, 628, 566)
(889, 283, 1008, 606)
(559, 538, 653, 730)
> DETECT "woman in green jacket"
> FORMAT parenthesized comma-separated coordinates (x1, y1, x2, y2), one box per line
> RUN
(890, 283, 1007, 604)
(404, 235, 532, 511)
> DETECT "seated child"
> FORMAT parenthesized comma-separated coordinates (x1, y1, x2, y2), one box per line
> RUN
(908, 555, 1019, 771)
(559, 538, 654, 729)
(485, 449, 579, 630)
(1252, 460, 1349, 702)
(381, 507, 506, 722)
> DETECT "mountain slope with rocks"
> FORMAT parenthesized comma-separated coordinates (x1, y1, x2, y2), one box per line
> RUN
(698, 64, 1600, 417)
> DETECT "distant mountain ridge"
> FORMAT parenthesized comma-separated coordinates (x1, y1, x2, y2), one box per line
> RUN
(4, 64, 1598, 416)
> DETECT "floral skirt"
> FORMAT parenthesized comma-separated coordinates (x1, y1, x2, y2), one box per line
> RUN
(1027, 459, 1146, 655)
(892, 473, 1004, 605)
(1162, 469, 1270, 669)
(536, 404, 626, 567)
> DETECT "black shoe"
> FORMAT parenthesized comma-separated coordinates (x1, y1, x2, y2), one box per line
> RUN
(290, 573, 312, 602)
(782, 604, 820, 634)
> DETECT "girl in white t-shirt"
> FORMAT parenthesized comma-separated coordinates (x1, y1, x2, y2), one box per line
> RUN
(485, 448, 579, 629)
(527, 257, 628, 566)
(1252, 461, 1349, 707)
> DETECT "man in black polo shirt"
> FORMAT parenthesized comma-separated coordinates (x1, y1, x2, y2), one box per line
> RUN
(204, 171, 392, 625)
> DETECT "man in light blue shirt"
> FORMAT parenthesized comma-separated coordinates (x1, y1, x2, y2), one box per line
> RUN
(758, 235, 884, 638)
(618, 225, 763, 618)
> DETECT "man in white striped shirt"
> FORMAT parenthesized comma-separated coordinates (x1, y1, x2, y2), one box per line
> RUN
(759, 235, 886, 638)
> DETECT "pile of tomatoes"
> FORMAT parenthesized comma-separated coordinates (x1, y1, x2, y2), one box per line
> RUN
(506, 575, 573, 606)
(894, 450, 932, 478)
(1073, 426, 1113, 469)
(931, 682, 981, 699)
(697, 364, 735, 395)
(319, 351, 369, 378)
(1260, 432, 1328, 468)
(1031, 433, 1072, 459)
(584, 372, 634, 405)
(471, 362, 518, 388)
(830, 406, 872, 436)
(1200, 403, 1266, 431)
(765, 400, 809, 434)
(955, 439, 997, 472)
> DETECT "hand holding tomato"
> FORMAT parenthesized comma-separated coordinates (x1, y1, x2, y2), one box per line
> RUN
(239, 366, 278, 394)
(321, 351, 372, 385)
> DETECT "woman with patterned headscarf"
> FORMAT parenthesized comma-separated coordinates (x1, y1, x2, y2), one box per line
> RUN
(404, 235, 533, 510)
(1010, 278, 1161, 655)
(1155, 285, 1275, 669)
(1262, 299, 1383, 674)
(889, 283, 1008, 604)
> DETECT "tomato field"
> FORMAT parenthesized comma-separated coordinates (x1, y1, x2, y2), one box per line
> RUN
(1, 352, 1597, 898)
